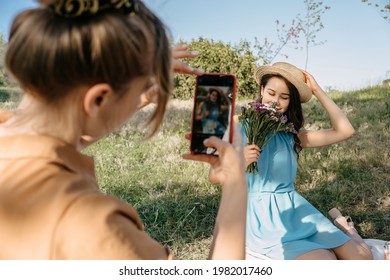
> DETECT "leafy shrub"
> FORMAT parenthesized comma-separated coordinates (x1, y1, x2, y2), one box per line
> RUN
(0, 88, 10, 102)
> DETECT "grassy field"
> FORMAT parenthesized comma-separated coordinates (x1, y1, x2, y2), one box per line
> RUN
(1, 85, 389, 259)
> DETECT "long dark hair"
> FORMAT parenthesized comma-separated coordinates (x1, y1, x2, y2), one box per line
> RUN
(259, 74, 304, 156)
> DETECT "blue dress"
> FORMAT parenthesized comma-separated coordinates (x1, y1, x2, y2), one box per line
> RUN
(201, 105, 225, 134)
(239, 125, 350, 260)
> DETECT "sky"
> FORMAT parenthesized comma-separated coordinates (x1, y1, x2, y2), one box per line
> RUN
(1, 0, 389, 91)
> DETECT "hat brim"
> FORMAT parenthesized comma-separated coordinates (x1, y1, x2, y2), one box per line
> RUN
(254, 66, 312, 103)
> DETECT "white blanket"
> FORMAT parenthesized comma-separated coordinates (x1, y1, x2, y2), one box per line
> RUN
(246, 239, 387, 260)
(365, 239, 387, 260)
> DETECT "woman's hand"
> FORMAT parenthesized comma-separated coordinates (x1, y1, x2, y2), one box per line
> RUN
(243, 144, 260, 169)
(182, 122, 245, 186)
(302, 70, 322, 96)
(171, 44, 204, 75)
(298, 70, 355, 148)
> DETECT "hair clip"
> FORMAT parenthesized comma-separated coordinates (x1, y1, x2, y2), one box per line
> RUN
(50, 0, 138, 18)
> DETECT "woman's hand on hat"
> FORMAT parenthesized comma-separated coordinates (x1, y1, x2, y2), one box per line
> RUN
(302, 70, 321, 96)
(172, 44, 204, 75)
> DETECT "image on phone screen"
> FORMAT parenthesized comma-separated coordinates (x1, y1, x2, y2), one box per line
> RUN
(191, 74, 236, 155)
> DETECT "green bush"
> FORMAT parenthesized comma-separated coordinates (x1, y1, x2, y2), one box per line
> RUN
(0, 88, 10, 102)
(0, 87, 21, 106)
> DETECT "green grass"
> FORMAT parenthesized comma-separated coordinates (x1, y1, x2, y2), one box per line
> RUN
(294, 86, 390, 241)
(1, 86, 389, 259)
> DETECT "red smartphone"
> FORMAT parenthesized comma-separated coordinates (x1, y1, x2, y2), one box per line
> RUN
(190, 73, 236, 155)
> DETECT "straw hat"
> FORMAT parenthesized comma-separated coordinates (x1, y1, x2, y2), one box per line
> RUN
(254, 62, 312, 103)
(209, 87, 224, 96)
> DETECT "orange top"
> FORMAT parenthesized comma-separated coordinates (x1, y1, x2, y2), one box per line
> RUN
(0, 110, 172, 259)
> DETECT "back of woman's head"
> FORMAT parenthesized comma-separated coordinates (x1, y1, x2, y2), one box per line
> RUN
(5, 0, 172, 135)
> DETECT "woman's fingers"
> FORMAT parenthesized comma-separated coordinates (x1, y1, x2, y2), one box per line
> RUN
(173, 60, 204, 75)
(172, 44, 204, 75)
(173, 49, 199, 59)
(243, 143, 260, 166)
(181, 137, 220, 165)
(244, 144, 260, 154)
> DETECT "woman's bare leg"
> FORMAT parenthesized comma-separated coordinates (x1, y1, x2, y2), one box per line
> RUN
(333, 240, 373, 260)
(295, 249, 337, 260)
(328, 208, 373, 259)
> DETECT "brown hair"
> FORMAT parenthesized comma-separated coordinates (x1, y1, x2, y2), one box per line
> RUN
(5, 0, 172, 136)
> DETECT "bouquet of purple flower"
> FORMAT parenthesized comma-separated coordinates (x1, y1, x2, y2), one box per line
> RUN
(238, 101, 297, 173)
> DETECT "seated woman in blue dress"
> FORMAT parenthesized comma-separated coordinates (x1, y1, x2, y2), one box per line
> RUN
(235, 62, 373, 260)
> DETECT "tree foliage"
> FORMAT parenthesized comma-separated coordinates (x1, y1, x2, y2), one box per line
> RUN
(254, 19, 302, 65)
(361, 0, 390, 24)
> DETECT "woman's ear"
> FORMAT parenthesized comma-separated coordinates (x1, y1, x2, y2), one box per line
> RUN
(83, 84, 113, 117)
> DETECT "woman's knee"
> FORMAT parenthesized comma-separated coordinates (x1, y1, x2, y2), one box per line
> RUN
(334, 240, 373, 260)
(295, 249, 337, 260)
(354, 245, 373, 260)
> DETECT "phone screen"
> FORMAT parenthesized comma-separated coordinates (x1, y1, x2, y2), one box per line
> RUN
(190, 73, 236, 155)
